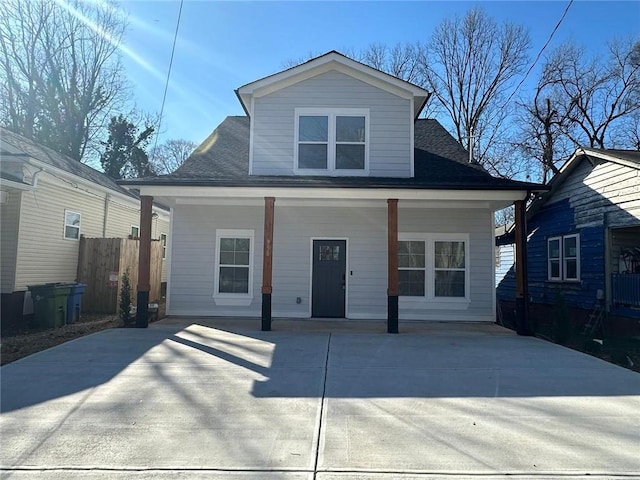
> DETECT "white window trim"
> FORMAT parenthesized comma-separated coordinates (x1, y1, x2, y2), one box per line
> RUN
(131, 225, 140, 238)
(547, 234, 581, 282)
(294, 107, 370, 176)
(63, 209, 81, 241)
(548, 236, 562, 281)
(213, 229, 254, 306)
(398, 233, 471, 305)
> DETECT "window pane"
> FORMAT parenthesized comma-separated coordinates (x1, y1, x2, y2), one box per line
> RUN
(219, 251, 235, 265)
(235, 238, 250, 252)
(336, 144, 365, 169)
(65, 226, 79, 240)
(220, 238, 235, 251)
(565, 259, 577, 279)
(548, 239, 560, 259)
(299, 116, 328, 141)
(219, 266, 249, 293)
(319, 245, 340, 261)
(550, 259, 560, 278)
(398, 241, 425, 268)
(435, 271, 465, 297)
(336, 116, 365, 142)
(564, 236, 577, 258)
(235, 252, 250, 266)
(66, 211, 80, 227)
(299, 144, 327, 169)
(399, 270, 425, 296)
(435, 241, 465, 268)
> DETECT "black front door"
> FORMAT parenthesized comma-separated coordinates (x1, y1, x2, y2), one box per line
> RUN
(312, 240, 346, 318)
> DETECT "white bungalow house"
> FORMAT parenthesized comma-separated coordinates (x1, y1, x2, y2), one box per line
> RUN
(0, 128, 170, 320)
(121, 51, 544, 332)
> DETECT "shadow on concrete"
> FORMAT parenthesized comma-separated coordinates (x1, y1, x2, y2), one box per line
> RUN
(2, 319, 640, 416)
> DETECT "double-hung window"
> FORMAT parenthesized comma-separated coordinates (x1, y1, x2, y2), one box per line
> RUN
(214, 229, 254, 305)
(64, 210, 81, 240)
(398, 234, 469, 301)
(295, 108, 368, 175)
(434, 240, 466, 297)
(160, 233, 167, 259)
(548, 234, 580, 281)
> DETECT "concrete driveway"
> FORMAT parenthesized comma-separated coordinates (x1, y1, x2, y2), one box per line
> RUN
(2, 318, 639, 479)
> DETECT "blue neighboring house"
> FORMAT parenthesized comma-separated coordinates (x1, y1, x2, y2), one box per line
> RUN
(497, 148, 640, 332)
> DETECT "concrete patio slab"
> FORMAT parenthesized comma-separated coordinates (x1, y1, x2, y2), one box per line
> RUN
(2, 318, 640, 478)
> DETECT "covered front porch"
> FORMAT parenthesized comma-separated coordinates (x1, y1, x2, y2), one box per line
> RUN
(130, 186, 532, 333)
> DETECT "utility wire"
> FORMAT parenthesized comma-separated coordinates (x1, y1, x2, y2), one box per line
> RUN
(151, 0, 184, 159)
(501, 0, 574, 111)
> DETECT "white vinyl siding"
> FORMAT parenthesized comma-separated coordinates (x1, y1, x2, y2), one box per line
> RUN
(549, 159, 640, 229)
(252, 70, 412, 177)
(168, 206, 263, 316)
(168, 203, 494, 322)
(0, 188, 22, 293)
(10, 172, 172, 291)
(14, 176, 104, 290)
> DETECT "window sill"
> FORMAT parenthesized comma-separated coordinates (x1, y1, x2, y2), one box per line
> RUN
(213, 296, 253, 306)
(399, 297, 470, 310)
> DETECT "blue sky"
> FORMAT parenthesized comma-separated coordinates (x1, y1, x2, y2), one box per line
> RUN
(115, 1, 640, 147)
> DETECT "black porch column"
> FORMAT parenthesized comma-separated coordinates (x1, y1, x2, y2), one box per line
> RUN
(261, 197, 275, 331)
(387, 199, 399, 333)
(136, 195, 153, 328)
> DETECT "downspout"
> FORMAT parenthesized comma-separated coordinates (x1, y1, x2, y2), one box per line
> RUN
(30, 168, 45, 188)
(102, 193, 110, 237)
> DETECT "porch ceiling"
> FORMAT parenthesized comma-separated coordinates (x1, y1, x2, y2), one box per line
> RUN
(137, 186, 526, 212)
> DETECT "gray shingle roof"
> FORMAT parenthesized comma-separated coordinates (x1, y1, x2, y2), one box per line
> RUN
(582, 147, 640, 166)
(122, 116, 543, 191)
(0, 127, 136, 198)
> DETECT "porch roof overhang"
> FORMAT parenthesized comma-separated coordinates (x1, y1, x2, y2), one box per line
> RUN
(122, 184, 532, 212)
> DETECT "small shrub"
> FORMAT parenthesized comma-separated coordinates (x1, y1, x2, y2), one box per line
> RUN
(119, 270, 133, 325)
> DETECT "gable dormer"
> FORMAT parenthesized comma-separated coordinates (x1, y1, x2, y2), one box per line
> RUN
(235, 51, 430, 178)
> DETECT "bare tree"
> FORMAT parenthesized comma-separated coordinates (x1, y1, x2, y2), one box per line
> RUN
(150, 139, 198, 174)
(541, 38, 640, 149)
(421, 7, 530, 167)
(515, 86, 574, 183)
(283, 43, 438, 117)
(0, 0, 129, 162)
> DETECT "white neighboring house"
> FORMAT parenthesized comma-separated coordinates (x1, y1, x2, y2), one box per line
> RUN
(0, 128, 170, 319)
(121, 51, 543, 329)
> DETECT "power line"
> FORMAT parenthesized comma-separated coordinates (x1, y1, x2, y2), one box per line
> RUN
(501, 0, 574, 110)
(151, 0, 184, 159)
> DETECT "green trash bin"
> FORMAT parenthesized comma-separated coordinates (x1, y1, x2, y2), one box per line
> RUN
(28, 283, 72, 329)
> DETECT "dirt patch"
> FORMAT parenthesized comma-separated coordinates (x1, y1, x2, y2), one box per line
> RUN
(1, 315, 122, 366)
(1, 303, 166, 366)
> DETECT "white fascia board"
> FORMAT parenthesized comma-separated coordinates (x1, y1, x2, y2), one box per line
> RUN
(138, 185, 529, 203)
(0, 178, 34, 191)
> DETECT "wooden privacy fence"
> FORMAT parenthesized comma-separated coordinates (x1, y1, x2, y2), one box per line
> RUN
(77, 237, 163, 314)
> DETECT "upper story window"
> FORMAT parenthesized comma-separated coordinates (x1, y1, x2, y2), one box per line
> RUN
(295, 108, 369, 175)
(64, 210, 81, 240)
(548, 234, 580, 282)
